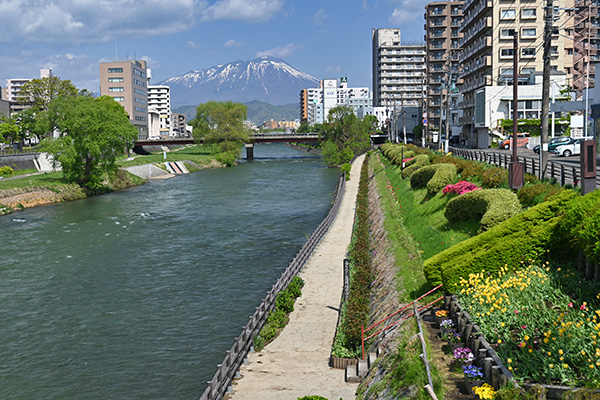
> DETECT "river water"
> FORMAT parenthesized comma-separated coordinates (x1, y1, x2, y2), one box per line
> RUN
(0, 144, 340, 399)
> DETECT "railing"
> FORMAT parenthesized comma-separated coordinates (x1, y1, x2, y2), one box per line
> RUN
(199, 172, 347, 400)
(360, 284, 444, 360)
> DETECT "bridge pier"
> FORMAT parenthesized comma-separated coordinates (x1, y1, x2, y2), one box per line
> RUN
(245, 144, 254, 160)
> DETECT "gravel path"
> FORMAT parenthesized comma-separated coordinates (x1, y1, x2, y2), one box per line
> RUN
(225, 155, 364, 400)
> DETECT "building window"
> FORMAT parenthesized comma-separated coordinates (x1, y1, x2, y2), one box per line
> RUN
(133, 69, 146, 78)
(522, 8, 536, 18)
(500, 28, 516, 38)
(108, 68, 123, 73)
(500, 68, 514, 76)
(501, 48, 514, 58)
(112, 97, 124, 102)
(134, 79, 146, 87)
(109, 87, 124, 92)
(522, 28, 536, 38)
(134, 97, 146, 104)
(108, 77, 124, 83)
(135, 107, 146, 113)
(134, 88, 146, 95)
(521, 47, 536, 57)
(551, 46, 559, 55)
(521, 67, 536, 74)
(501, 9, 516, 19)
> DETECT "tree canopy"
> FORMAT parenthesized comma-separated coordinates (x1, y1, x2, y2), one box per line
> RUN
(17, 76, 83, 112)
(191, 101, 249, 166)
(320, 106, 372, 167)
(42, 96, 138, 191)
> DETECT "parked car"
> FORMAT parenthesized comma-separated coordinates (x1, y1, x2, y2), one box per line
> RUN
(532, 136, 572, 154)
(499, 133, 530, 149)
(554, 137, 594, 157)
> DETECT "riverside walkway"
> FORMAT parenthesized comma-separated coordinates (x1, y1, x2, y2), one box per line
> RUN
(225, 155, 364, 400)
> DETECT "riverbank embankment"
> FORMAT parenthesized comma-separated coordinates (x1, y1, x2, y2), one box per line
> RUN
(225, 154, 364, 400)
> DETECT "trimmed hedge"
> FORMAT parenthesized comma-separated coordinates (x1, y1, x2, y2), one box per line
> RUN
(410, 163, 457, 194)
(401, 154, 430, 179)
(560, 189, 600, 263)
(445, 188, 521, 232)
(423, 190, 578, 292)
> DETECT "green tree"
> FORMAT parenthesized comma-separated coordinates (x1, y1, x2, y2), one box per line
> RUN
(41, 96, 138, 191)
(17, 76, 82, 112)
(320, 106, 371, 167)
(191, 101, 249, 166)
(0, 115, 22, 144)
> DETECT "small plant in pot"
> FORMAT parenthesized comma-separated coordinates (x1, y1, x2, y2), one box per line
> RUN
(463, 365, 484, 395)
(453, 346, 474, 365)
(439, 319, 454, 336)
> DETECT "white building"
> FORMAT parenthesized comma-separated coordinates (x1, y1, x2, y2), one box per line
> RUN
(147, 85, 172, 138)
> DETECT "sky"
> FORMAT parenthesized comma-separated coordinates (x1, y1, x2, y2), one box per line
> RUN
(0, 0, 427, 100)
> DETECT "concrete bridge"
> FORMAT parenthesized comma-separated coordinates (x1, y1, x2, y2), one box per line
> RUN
(133, 133, 321, 159)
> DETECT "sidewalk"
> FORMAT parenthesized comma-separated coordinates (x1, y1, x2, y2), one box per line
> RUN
(225, 155, 364, 400)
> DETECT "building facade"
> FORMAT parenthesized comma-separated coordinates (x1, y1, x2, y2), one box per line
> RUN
(372, 28, 426, 109)
(147, 85, 172, 138)
(424, 1, 464, 138)
(99, 60, 149, 139)
(573, 0, 598, 97)
(458, 0, 575, 147)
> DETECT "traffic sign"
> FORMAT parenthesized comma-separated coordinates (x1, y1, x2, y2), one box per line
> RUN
(423, 118, 427, 126)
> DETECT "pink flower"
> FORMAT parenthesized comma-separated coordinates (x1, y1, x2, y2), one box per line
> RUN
(514, 310, 519, 314)
(568, 302, 573, 308)
(521, 325, 527, 330)
(581, 304, 586, 310)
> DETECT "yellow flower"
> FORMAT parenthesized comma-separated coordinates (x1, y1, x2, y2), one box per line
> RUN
(508, 358, 512, 364)
(498, 339, 502, 344)
(547, 352, 552, 356)
(549, 364, 554, 369)
(563, 364, 569, 369)
(559, 349, 564, 355)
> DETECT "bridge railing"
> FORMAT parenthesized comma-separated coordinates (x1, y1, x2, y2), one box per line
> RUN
(199, 171, 347, 400)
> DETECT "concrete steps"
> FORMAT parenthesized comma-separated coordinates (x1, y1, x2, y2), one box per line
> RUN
(345, 348, 380, 383)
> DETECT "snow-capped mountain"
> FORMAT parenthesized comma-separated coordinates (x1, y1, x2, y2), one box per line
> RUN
(160, 56, 319, 107)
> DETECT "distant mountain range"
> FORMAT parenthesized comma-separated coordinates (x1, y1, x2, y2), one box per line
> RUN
(160, 56, 319, 108)
(174, 100, 299, 126)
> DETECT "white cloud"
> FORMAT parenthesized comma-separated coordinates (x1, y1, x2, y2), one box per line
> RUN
(389, 0, 423, 24)
(223, 39, 247, 48)
(0, 0, 205, 45)
(326, 66, 343, 75)
(312, 9, 328, 26)
(187, 40, 203, 50)
(255, 43, 302, 58)
(201, 0, 284, 23)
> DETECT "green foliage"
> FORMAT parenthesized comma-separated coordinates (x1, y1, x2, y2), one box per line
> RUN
(297, 396, 329, 400)
(402, 155, 430, 178)
(0, 166, 14, 176)
(320, 106, 372, 167)
(253, 276, 304, 351)
(191, 101, 249, 165)
(444, 188, 522, 232)
(340, 163, 351, 180)
(0, 115, 22, 143)
(560, 190, 600, 263)
(40, 95, 138, 191)
(518, 182, 561, 208)
(409, 164, 457, 194)
(17, 76, 81, 112)
(423, 190, 578, 291)
(297, 121, 310, 133)
(481, 166, 508, 188)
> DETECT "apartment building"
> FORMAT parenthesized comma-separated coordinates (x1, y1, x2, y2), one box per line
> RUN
(458, 0, 575, 147)
(147, 85, 172, 138)
(300, 78, 371, 125)
(372, 28, 426, 109)
(424, 1, 464, 138)
(573, 0, 598, 97)
(99, 60, 149, 139)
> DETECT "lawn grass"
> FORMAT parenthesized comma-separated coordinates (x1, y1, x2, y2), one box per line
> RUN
(0, 171, 67, 191)
(117, 144, 214, 168)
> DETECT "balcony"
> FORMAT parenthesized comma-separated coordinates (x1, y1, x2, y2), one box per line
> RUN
(461, 0, 491, 32)
(462, 16, 492, 45)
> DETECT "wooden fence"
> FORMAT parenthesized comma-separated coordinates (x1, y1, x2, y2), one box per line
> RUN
(199, 173, 347, 400)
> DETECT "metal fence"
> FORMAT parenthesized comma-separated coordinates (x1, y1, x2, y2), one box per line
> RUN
(199, 173, 347, 400)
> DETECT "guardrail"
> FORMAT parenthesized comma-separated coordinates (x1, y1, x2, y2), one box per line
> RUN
(199, 172, 347, 400)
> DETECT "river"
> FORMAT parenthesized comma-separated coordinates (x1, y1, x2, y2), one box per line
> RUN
(0, 144, 340, 399)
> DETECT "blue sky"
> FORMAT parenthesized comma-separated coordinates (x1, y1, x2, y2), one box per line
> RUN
(0, 0, 426, 101)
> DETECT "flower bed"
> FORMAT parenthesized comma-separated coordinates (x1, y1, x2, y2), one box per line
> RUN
(446, 261, 600, 398)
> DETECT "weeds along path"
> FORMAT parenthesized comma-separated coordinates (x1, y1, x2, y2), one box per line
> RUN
(225, 155, 365, 400)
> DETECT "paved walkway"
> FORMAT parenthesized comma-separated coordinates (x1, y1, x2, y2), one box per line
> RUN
(226, 155, 364, 400)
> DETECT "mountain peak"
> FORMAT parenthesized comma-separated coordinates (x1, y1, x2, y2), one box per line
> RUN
(161, 58, 318, 108)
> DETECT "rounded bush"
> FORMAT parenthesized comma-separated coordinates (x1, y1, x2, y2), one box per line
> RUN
(445, 188, 521, 232)
(401, 154, 429, 178)
(410, 163, 457, 193)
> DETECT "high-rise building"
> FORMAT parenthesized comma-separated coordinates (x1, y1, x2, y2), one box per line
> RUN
(573, 0, 598, 97)
(424, 1, 464, 138)
(99, 60, 149, 139)
(458, 0, 575, 147)
(147, 85, 172, 138)
(372, 28, 426, 109)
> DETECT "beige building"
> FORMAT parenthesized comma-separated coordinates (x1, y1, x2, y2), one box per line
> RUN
(424, 1, 464, 137)
(459, 0, 575, 147)
(573, 0, 598, 97)
(372, 29, 426, 109)
(99, 60, 149, 139)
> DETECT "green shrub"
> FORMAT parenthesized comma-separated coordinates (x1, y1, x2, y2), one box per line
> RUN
(445, 188, 521, 232)
(298, 396, 329, 400)
(401, 154, 430, 179)
(517, 182, 561, 208)
(424, 190, 578, 292)
(560, 190, 600, 263)
(0, 166, 14, 176)
(481, 166, 508, 188)
(410, 164, 457, 194)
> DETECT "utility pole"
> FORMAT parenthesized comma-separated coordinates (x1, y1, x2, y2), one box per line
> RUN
(402, 92, 407, 144)
(540, 0, 554, 179)
(510, 30, 524, 189)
